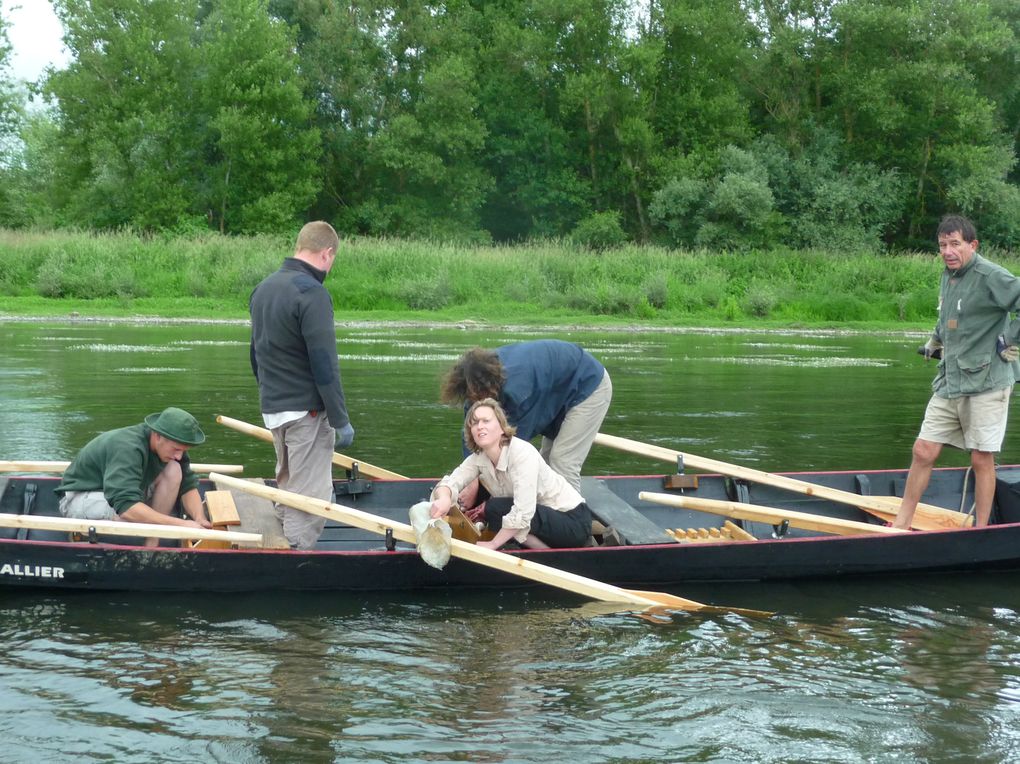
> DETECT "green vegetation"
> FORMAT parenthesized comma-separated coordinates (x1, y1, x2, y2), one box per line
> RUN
(0, 229, 987, 329)
(1, 1, 1019, 252)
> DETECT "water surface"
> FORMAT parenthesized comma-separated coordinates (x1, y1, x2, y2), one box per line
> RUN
(2, 319, 1019, 763)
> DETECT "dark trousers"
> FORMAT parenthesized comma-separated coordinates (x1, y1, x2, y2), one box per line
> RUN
(483, 497, 593, 548)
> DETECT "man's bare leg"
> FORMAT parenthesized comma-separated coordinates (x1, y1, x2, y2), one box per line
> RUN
(971, 449, 997, 527)
(144, 461, 183, 546)
(892, 438, 942, 530)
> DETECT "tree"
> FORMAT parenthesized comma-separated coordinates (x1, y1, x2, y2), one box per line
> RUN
(198, 0, 321, 233)
(45, 0, 320, 233)
(823, 0, 1020, 246)
(0, 11, 28, 226)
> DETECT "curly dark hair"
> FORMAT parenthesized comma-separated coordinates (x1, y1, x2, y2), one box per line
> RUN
(440, 347, 505, 404)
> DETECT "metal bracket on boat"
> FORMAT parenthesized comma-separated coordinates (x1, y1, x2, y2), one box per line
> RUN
(384, 528, 395, 551)
(854, 474, 872, 496)
(335, 462, 374, 498)
(17, 483, 38, 541)
(87, 526, 98, 544)
(771, 519, 790, 539)
(663, 455, 699, 490)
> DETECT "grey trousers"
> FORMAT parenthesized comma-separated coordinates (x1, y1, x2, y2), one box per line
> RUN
(270, 412, 335, 550)
(540, 370, 613, 490)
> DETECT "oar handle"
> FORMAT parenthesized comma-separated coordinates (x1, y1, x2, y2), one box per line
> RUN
(595, 432, 970, 530)
(215, 415, 407, 480)
(0, 461, 244, 474)
(640, 491, 905, 536)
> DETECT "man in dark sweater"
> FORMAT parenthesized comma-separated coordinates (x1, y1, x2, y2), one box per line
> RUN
(249, 221, 354, 549)
(56, 407, 211, 545)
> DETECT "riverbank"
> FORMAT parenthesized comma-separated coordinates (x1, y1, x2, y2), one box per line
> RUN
(0, 302, 932, 340)
(0, 229, 963, 328)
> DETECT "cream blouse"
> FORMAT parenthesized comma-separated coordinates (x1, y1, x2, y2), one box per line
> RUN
(432, 437, 585, 542)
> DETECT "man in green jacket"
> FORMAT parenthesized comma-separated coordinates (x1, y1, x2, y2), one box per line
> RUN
(894, 215, 1020, 529)
(56, 407, 212, 543)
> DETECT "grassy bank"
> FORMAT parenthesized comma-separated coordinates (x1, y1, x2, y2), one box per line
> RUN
(0, 228, 991, 329)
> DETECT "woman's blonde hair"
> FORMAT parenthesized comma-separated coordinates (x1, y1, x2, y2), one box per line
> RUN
(464, 397, 516, 452)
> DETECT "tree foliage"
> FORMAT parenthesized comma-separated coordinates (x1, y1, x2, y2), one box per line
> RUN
(0, 0, 1017, 249)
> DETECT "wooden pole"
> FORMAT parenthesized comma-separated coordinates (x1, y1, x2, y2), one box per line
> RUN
(216, 415, 406, 480)
(0, 512, 263, 544)
(0, 461, 244, 474)
(640, 492, 908, 536)
(595, 432, 972, 531)
(210, 472, 771, 616)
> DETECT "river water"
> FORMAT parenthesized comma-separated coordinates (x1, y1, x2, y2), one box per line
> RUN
(2, 319, 1020, 762)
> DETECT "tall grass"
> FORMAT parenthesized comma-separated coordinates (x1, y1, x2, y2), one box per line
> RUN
(0, 228, 989, 327)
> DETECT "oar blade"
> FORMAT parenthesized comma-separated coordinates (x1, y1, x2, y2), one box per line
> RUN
(627, 589, 773, 618)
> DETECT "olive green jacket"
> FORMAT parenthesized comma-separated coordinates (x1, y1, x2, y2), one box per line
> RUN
(56, 424, 199, 513)
(931, 253, 1020, 398)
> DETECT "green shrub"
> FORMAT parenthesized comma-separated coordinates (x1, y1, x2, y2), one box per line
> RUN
(570, 211, 629, 251)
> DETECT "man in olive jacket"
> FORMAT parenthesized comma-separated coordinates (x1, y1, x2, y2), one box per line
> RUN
(894, 215, 1020, 528)
(56, 407, 211, 544)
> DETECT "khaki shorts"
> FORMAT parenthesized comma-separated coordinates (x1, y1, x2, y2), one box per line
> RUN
(918, 387, 1012, 452)
(58, 491, 118, 521)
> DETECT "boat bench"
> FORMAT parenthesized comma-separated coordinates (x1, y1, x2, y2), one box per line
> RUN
(580, 477, 676, 545)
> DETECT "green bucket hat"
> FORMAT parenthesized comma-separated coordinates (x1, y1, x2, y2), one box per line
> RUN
(144, 407, 206, 446)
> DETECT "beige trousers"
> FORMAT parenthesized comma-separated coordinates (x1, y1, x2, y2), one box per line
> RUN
(540, 370, 613, 490)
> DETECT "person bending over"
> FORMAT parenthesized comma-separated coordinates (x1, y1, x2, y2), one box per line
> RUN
(56, 407, 211, 545)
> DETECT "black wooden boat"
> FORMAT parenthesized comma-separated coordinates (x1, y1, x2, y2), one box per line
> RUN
(3, 464, 1020, 593)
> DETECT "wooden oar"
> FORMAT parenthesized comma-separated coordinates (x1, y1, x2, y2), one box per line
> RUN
(595, 432, 972, 531)
(0, 512, 262, 544)
(217, 416, 482, 543)
(0, 461, 244, 474)
(640, 492, 908, 537)
(216, 415, 406, 480)
(210, 472, 771, 617)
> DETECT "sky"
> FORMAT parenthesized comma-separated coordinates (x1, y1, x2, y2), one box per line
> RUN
(2, 1, 69, 83)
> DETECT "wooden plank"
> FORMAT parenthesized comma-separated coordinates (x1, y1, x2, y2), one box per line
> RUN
(213, 478, 290, 550)
(723, 520, 756, 541)
(0, 461, 244, 474)
(205, 490, 241, 527)
(580, 477, 675, 545)
(595, 431, 972, 530)
(640, 492, 907, 536)
(445, 504, 483, 543)
(0, 512, 262, 544)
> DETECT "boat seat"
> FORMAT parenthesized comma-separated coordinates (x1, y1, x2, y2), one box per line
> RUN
(580, 477, 676, 545)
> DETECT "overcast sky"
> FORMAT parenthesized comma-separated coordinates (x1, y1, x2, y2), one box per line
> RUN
(3, 1, 69, 83)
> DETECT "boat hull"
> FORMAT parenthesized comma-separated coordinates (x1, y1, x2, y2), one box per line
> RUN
(2, 466, 1020, 593)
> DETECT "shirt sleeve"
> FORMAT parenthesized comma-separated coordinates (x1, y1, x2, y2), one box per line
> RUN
(433, 456, 482, 501)
(301, 286, 350, 430)
(101, 445, 149, 513)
